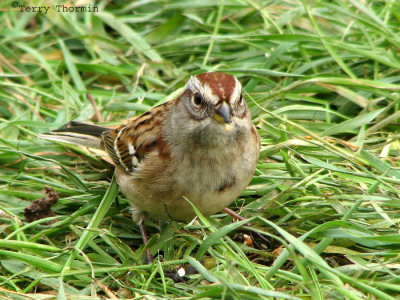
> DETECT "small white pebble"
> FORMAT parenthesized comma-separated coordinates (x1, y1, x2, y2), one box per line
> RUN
(177, 267, 186, 277)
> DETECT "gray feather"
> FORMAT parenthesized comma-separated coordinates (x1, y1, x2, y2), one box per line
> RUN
(39, 122, 110, 149)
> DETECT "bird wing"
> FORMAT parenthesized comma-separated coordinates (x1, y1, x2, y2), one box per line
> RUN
(101, 103, 169, 173)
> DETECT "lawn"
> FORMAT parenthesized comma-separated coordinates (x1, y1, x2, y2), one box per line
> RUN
(1, 0, 400, 299)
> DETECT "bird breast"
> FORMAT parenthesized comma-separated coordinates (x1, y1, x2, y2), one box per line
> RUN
(117, 123, 258, 223)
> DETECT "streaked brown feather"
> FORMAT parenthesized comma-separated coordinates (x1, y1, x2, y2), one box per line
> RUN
(101, 102, 170, 173)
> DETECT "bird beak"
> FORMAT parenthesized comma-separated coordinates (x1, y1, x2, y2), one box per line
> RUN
(214, 102, 232, 124)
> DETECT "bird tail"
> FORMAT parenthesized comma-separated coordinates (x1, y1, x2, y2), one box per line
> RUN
(38, 121, 110, 149)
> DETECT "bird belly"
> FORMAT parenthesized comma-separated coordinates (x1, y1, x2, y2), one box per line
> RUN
(163, 149, 255, 221)
(115, 143, 257, 223)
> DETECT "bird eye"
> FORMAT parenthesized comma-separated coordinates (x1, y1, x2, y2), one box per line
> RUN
(193, 93, 203, 106)
(239, 93, 243, 104)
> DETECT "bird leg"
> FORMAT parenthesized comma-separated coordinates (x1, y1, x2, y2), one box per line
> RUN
(138, 219, 153, 264)
(224, 208, 251, 225)
(223, 207, 270, 248)
(139, 220, 187, 282)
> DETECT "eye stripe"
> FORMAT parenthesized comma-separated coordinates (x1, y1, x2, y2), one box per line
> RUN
(185, 75, 219, 105)
(230, 76, 242, 104)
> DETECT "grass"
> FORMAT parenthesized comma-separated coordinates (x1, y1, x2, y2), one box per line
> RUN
(1, 0, 400, 298)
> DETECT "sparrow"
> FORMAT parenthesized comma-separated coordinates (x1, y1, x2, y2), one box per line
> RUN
(40, 72, 260, 261)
